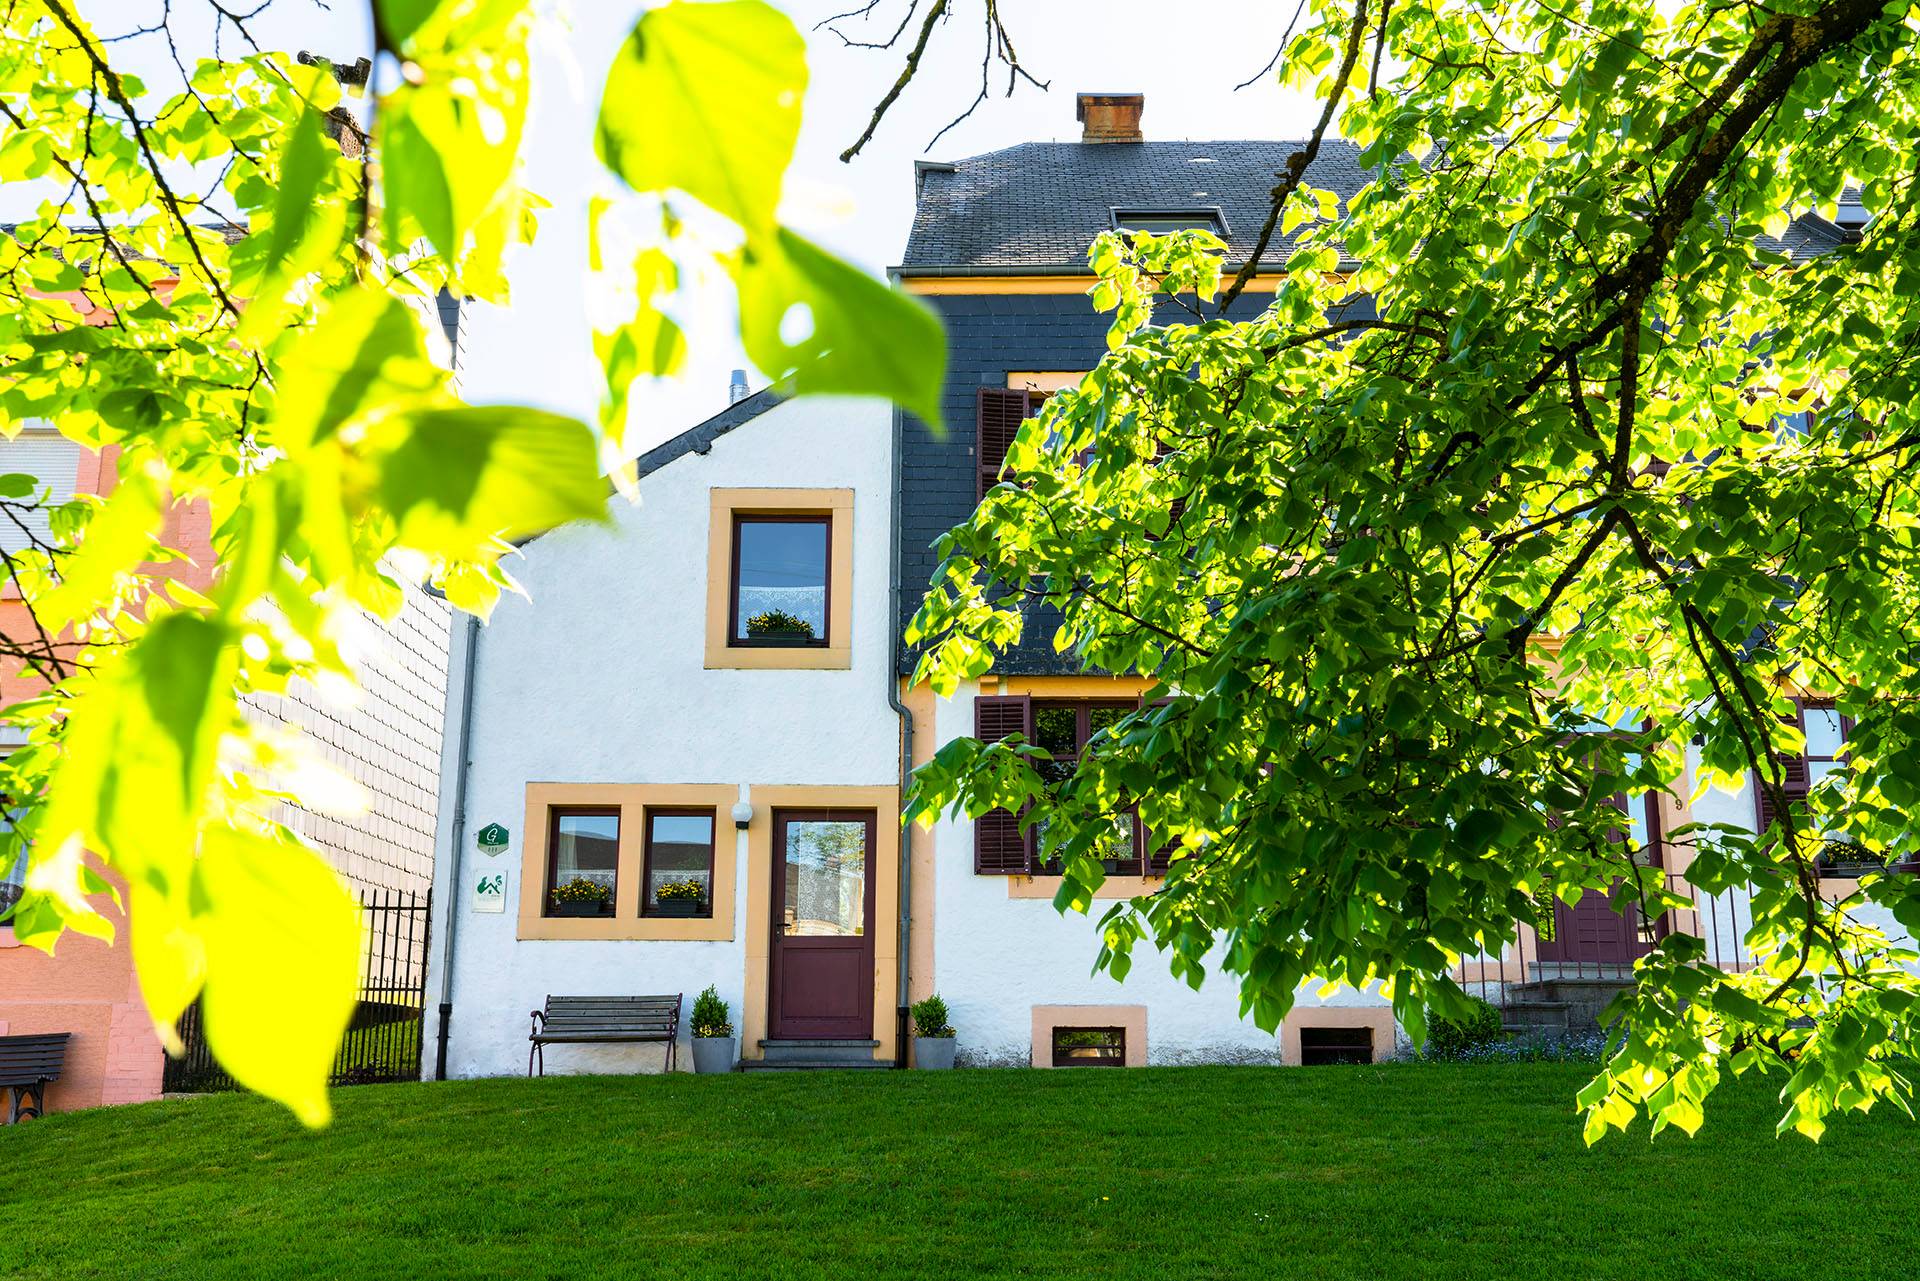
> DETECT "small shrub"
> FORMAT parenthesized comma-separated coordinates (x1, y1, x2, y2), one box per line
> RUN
(910, 994, 954, 1038)
(1424, 996, 1504, 1059)
(551, 876, 611, 905)
(745, 609, 814, 640)
(691, 985, 733, 1039)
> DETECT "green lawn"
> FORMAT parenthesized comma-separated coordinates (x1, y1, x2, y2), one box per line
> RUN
(0, 1064, 1910, 1280)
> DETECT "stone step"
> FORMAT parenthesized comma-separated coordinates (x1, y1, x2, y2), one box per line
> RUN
(1502, 1001, 1572, 1028)
(757, 1038, 882, 1065)
(737, 1059, 894, 1073)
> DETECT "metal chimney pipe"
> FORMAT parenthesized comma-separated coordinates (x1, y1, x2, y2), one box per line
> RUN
(728, 369, 750, 404)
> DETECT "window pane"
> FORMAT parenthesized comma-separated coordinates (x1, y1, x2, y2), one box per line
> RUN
(1804, 708, 1846, 757)
(1087, 706, 1126, 736)
(782, 820, 866, 937)
(646, 812, 714, 915)
(1105, 812, 1136, 868)
(1052, 1026, 1125, 1066)
(1035, 705, 1078, 755)
(735, 519, 828, 643)
(550, 812, 618, 915)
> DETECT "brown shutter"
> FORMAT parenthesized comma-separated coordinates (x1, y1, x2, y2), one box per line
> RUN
(977, 388, 1032, 499)
(1138, 696, 1177, 875)
(1754, 702, 1813, 840)
(974, 694, 1034, 874)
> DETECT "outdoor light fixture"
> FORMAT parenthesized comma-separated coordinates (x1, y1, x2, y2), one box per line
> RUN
(731, 801, 754, 830)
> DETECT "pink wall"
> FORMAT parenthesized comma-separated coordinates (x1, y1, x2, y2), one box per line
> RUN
(1, 427, 213, 1117)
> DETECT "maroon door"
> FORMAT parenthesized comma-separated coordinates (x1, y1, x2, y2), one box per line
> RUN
(769, 809, 876, 1040)
(1537, 793, 1664, 966)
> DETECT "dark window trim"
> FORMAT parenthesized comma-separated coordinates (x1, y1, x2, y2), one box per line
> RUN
(1109, 205, 1230, 236)
(1032, 699, 1143, 876)
(727, 512, 832, 649)
(545, 805, 620, 918)
(1052, 1025, 1127, 1067)
(640, 806, 718, 919)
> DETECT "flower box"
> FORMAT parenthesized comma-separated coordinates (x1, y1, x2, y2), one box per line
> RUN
(549, 901, 608, 918)
(649, 900, 707, 919)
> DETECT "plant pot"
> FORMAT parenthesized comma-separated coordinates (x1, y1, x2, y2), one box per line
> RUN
(650, 900, 706, 918)
(692, 1036, 736, 1075)
(549, 901, 609, 918)
(914, 1036, 957, 1070)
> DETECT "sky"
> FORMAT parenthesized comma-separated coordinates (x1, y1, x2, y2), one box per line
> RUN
(77, 0, 1326, 452)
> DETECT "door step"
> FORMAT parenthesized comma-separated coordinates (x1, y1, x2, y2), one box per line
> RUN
(757, 1038, 882, 1065)
(737, 1059, 894, 1072)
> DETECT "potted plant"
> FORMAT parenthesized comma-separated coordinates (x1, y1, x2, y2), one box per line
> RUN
(690, 985, 735, 1074)
(549, 876, 611, 917)
(651, 878, 708, 918)
(911, 994, 957, 1069)
(744, 608, 815, 643)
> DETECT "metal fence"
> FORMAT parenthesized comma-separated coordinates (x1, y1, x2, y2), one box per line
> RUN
(163, 887, 432, 1093)
(1452, 872, 1753, 1030)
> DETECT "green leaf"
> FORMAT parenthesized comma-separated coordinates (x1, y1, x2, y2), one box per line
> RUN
(368, 405, 608, 555)
(596, 0, 805, 235)
(194, 826, 361, 1128)
(735, 228, 947, 429)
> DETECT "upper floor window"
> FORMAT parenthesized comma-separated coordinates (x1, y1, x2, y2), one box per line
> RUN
(729, 514, 830, 647)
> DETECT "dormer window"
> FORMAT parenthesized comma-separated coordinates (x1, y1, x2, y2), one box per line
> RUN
(1111, 207, 1227, 237)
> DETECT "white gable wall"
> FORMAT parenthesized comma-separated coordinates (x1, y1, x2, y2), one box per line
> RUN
(433, 396, 898, 1078)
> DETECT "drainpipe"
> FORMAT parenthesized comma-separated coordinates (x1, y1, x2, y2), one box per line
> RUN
(886, 399, 914, 1070)
(433, 612, 481, 1081)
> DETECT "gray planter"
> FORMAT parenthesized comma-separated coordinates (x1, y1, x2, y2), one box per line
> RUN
(691, 1036, 736, 1074)
(914, 1036, 957, 1070)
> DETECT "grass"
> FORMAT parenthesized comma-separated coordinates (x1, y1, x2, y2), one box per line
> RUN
(0, 1063, 1911, 1280)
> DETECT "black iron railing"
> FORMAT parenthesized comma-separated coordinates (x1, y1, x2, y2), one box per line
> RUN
(163, 887, 432, 1093)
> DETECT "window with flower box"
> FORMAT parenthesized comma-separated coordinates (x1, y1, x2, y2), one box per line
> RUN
(545, 809, 619, 918)
(643, 808, 717, 919)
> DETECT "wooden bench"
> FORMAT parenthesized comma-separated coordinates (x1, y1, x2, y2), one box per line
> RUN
(1, 1032, 70, 1123)
(529, 995, 682, 1076)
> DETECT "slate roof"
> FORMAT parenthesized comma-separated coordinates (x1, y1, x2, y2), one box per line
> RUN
(898, 138, 1851, 272)
(900, 140, 1374, 273)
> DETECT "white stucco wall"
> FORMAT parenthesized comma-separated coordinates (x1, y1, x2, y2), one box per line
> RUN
(428, 396, 899, 1079)
(925, 682, 1390, 1067)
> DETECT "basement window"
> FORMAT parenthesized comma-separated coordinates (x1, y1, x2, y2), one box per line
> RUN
(1299, 1027, 1374, 1065)
(1111, 207, 1227, 237)
(1052, 1026, 1126, 1067)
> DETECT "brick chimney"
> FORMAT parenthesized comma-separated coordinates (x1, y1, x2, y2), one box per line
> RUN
(1077, 92, 1144, 144)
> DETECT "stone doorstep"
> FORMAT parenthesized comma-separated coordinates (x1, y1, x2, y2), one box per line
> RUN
(756, 1038, 882, 1065)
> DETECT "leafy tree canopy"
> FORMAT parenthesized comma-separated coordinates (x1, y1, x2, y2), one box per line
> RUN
(906, 0, 1920, 1141)
(0, 0, 939, 1123)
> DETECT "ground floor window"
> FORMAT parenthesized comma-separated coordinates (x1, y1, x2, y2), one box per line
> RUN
(1052, 1026, 1126, 1067)
(643, 809, 716, 918)
(546, 809, 619, 917)
(1299, 1026, 1373, 1065)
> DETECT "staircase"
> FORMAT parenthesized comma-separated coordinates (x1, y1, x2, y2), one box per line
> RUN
(1501, 975, 1634, 1035)
(737, 1039, 893, 1072)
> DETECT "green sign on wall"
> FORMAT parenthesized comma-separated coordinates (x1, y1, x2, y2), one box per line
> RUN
(476, 823, 510, 854)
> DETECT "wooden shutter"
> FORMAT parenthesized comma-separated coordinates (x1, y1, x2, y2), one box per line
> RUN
(1138, 696, 1177, 875)
(1754, 701, 1813, 839)
(974, 694, 1034, 874)
(977, 388, 1032, 499)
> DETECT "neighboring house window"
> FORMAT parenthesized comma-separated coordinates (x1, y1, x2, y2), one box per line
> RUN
(545, 809, 619, 917)
(1754, 700, 1901, 877)
(729, 514, 831, 648)
(0, 844, 22, 921)
(1033, 701, 1140, 875)
(1299, 1027, 1374, 1065)
(1052, 1026, 1126, 1067)
(642, 808, 716, 919)
(0, 428, 84, 556)
(977, 387, 1034, 498)
(1110, 207, 1229, 237)
(971, 695, 1173, 877)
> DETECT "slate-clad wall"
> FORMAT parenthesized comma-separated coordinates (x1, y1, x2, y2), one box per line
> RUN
(899, 289, 1304, 674)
